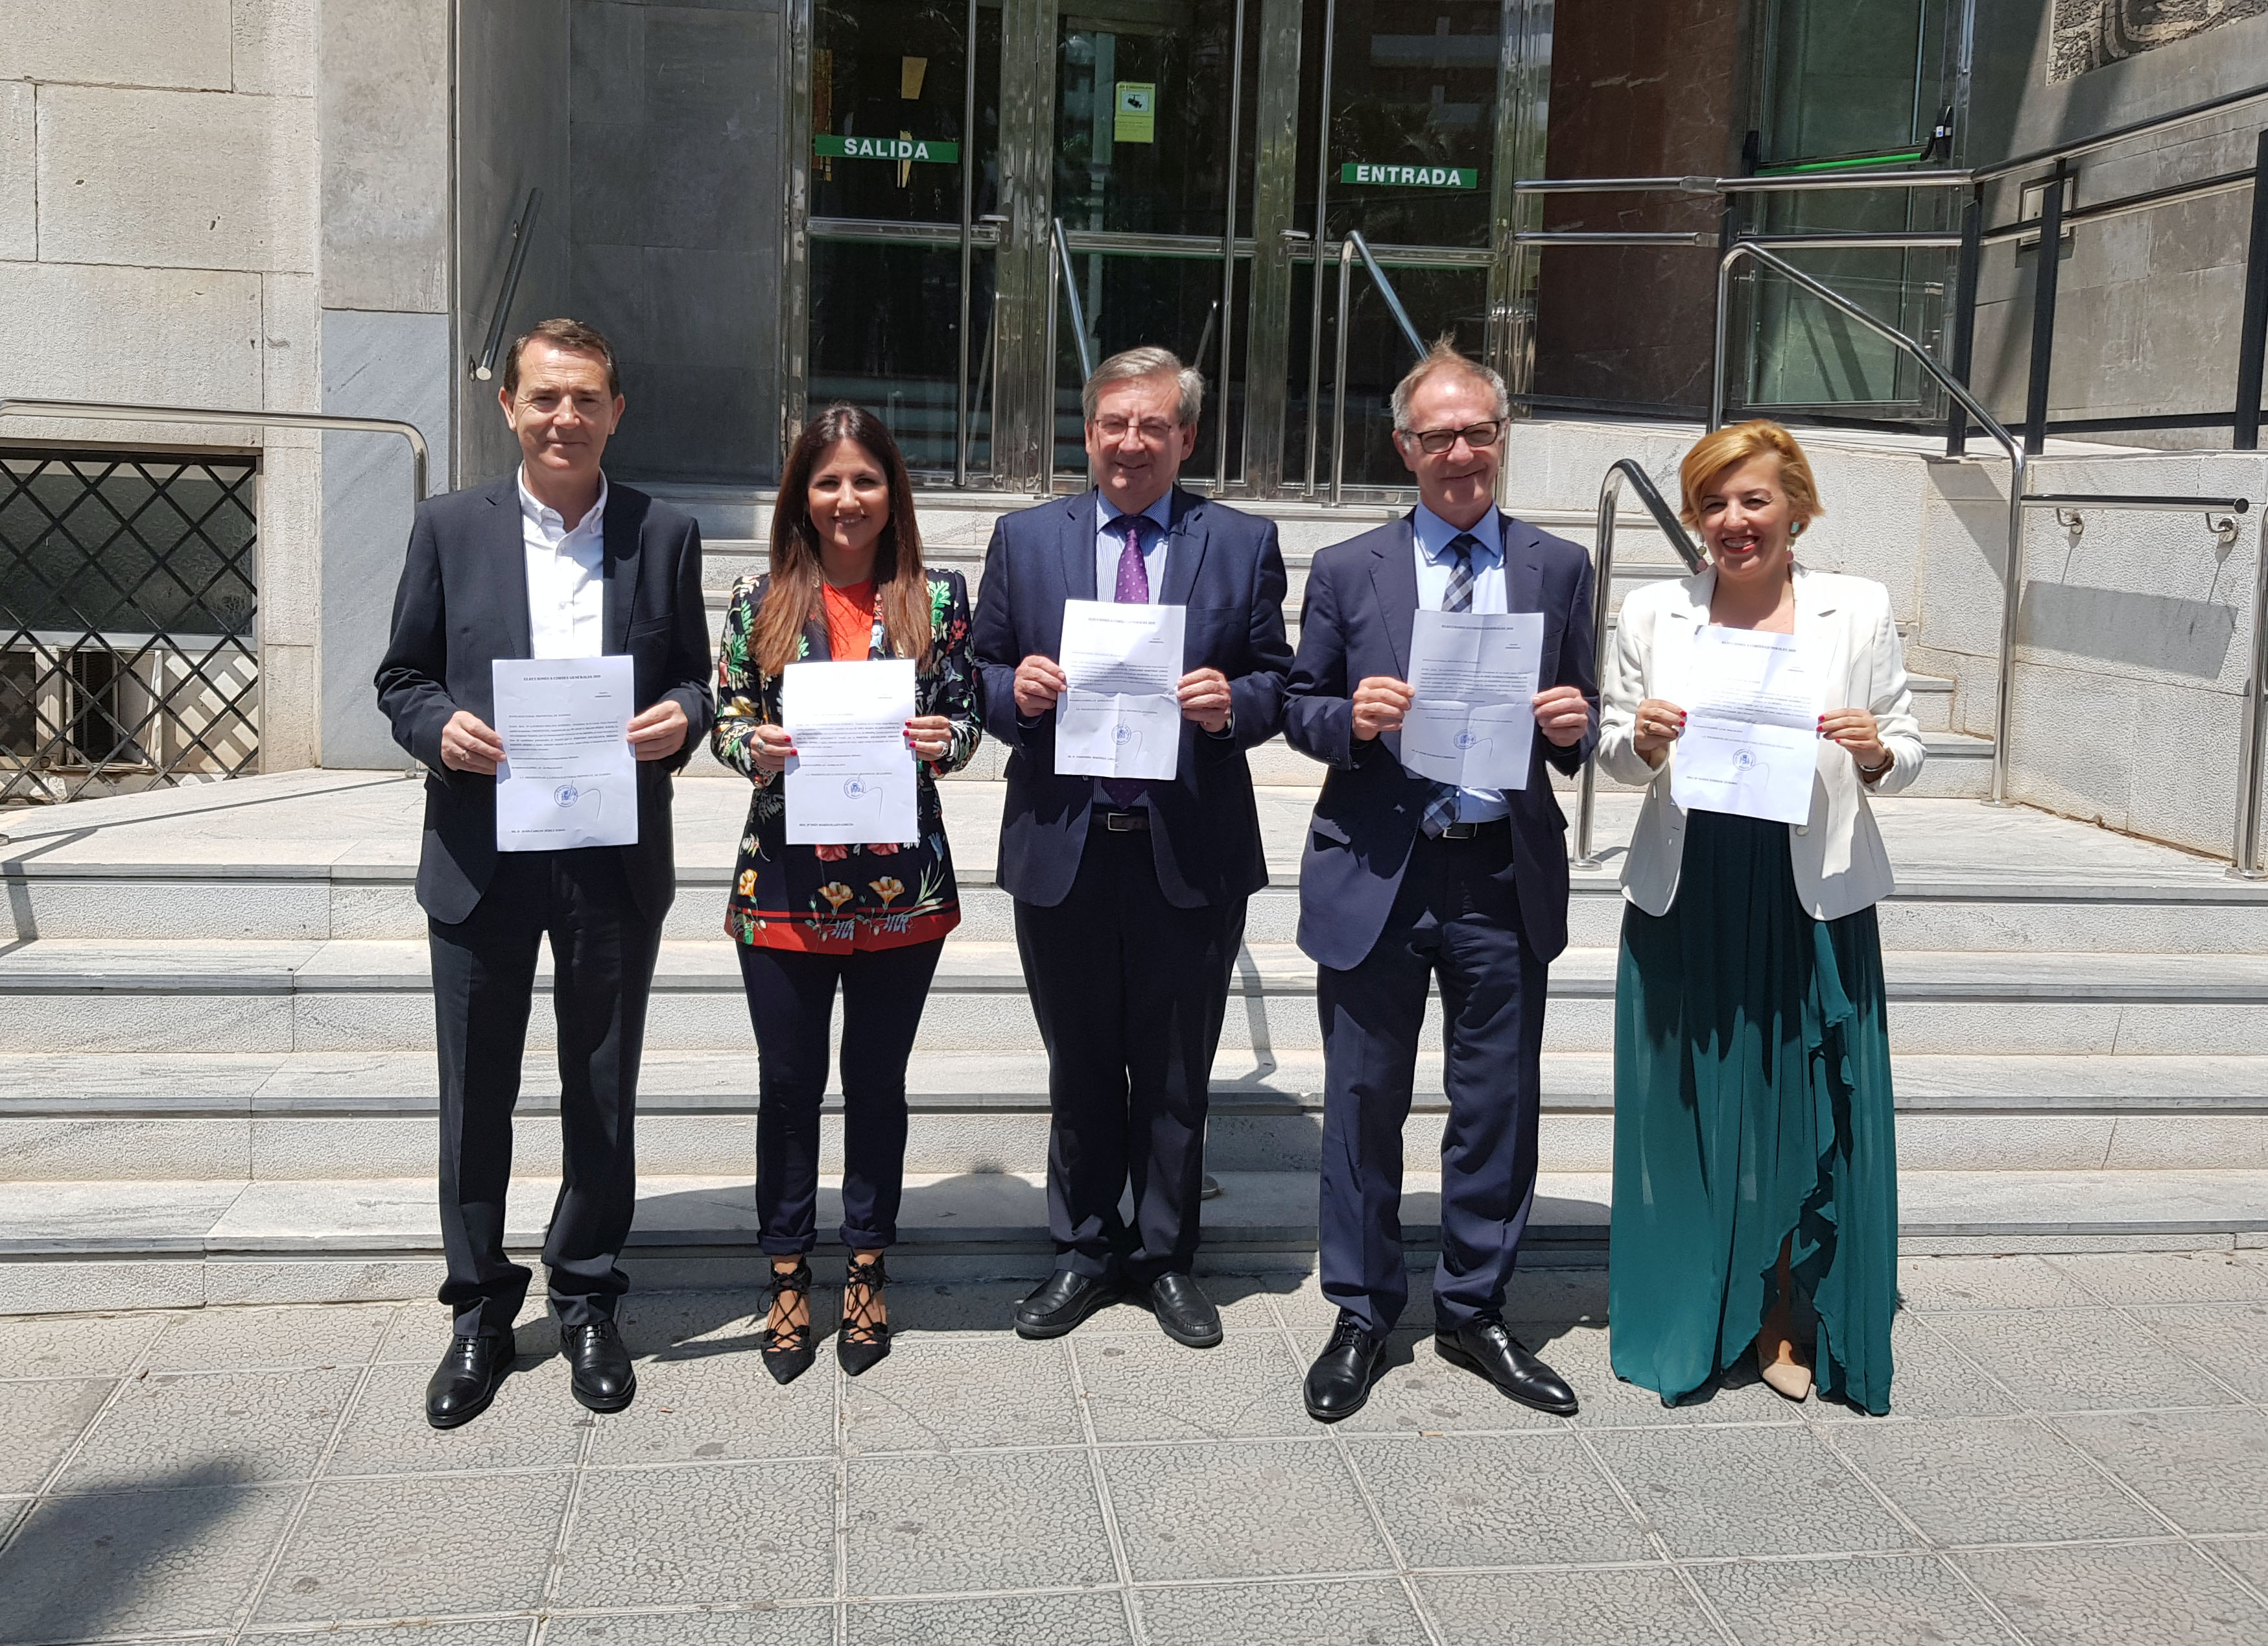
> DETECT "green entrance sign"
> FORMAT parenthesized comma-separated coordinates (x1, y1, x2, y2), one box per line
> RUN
(1340, 161, 1477, 189)
(814, 135, 961, 163)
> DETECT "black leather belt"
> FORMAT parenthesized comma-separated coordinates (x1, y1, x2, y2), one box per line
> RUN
(1437, 818, 1510, 841)
(1095, 808, 1150, 833)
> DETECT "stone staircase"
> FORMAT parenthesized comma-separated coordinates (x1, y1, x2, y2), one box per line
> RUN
(4, 740, 2265, 1313)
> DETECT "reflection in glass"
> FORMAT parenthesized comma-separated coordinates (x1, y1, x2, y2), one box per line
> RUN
(811, 243, 996, 473)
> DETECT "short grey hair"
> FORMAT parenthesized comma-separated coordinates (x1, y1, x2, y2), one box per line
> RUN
(1389, 337, 1510, 433)
(1082, 346, 1205, 426)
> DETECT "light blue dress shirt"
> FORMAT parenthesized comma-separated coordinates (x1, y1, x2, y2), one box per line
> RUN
(1094, 491, 1173, 604)
(1411, 501, 1510, 825)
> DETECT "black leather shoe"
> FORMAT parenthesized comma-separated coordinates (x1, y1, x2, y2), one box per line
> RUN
(838, 1252, 892, 1377)
(1146, 1272, 1223, 1348)
(425, 1333, 515, 1429)
(1013, 1270, 1122, 1339)
(1304, 1311, 1385, 1423)
(762, 1259, 817, 1385)
(1435, 1319, 1578, 1415)
(561, 1319, 637, 1413)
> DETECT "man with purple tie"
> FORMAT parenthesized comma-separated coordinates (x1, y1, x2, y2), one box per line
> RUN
(973, 347, 1292, 1347)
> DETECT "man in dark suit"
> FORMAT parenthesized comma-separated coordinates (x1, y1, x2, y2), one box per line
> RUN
(375, 318, 713, 1427)
(1283, 342, 1597, 1422)
(973, 346, 1291, 1348)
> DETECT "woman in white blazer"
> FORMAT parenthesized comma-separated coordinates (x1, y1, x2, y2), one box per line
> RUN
(1600, 420, 1922, 1417)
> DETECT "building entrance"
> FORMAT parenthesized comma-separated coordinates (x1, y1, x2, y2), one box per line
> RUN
(786, 0, 1544, 496)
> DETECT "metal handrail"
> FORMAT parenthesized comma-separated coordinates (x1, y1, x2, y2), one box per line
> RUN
(1326, 233, 1429, 505)
(2239, 523, 2268, 879)
(0, 400, 431, 501)
(1710, 241, 2028, 805)
(1574, 460, 1704, 868)
(469, 187, 541, 382)
(1052, 218, 1096, 381)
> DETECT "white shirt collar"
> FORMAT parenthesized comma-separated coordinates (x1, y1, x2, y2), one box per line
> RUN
(517, 467, 609, 538)
(1412, 499, 1503, 566)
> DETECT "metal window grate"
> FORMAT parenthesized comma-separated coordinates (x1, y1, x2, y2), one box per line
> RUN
(0, 448, 259, 805)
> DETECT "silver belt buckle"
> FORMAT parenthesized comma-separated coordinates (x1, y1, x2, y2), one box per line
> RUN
(1103, 809, 1143, 833)
(1440, 821, 1480, 840)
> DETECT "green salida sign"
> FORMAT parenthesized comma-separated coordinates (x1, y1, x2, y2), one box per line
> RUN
(815, 134, 961, 163)
(1341, 161, 1477, 189)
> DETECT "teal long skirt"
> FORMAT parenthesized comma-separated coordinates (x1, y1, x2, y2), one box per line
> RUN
(1607, 808, 1899, 1414)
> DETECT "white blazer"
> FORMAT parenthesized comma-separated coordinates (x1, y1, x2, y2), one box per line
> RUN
(1598, 564, 1925, 922)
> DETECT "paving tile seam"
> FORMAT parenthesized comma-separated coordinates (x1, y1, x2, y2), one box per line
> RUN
(0, 1311, 170, 1560)
(2101, 1302, 2268, 1409)
(1058, 1335, 1150, 1646)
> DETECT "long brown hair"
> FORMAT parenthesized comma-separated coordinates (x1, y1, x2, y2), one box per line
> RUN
(757, 405, 930, 674)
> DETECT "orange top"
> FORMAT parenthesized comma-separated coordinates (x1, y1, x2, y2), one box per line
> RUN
(820, 579, 875, 661)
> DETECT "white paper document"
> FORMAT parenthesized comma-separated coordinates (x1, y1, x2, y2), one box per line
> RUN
(1054, 599, 1187, 782)
(1398, 609, 1544, 791)
(492, 655, 639, 852)
(1668, 627, 1826, 826)
(781, 658, 919, 845)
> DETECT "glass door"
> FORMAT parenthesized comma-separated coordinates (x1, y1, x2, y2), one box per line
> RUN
(796, 0, 1002, 476)
(1736, 0, 1972, 416)
(1043, 1, 1261, 486)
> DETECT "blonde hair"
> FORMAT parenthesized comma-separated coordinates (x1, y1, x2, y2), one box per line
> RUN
(1677, 420, 1823, 531)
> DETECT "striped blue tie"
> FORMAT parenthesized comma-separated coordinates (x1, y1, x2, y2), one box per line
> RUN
(1420, 534, 1480, 839)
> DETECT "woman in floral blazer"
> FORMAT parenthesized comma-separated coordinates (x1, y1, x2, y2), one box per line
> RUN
(710, 405, 980, 1385)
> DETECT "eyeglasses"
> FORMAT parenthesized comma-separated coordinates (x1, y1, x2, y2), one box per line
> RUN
(1403, 420, 1504, 455)
(1092, 416, 1180, 444)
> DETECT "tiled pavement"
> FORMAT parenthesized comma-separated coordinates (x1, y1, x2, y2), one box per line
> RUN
(1, 1252, 2266, 1644)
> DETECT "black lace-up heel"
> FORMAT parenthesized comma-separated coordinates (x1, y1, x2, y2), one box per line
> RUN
(838, 1252, 892, 1376)
(762, 1259, 816, 1385)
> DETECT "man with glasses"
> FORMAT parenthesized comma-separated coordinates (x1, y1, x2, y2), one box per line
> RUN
(973, 346, 1292, 1348)
(1282, 341, 1598, 1421)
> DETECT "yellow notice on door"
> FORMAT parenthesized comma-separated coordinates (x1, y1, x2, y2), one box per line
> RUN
(1115, 82, 1156, 144)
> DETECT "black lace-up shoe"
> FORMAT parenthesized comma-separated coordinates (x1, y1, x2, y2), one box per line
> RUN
(561, 1319, 637, 1413)
(1434, 1318, 1577, 1415)
(425, 1333, 515, 1429)
(1304, 1311, 1385, 1422)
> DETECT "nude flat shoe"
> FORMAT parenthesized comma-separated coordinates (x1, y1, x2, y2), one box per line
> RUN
(1756, 1338, 1813, 1401)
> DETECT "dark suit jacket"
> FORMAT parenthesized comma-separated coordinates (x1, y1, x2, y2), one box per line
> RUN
(971, 486, 1292, 909)
(1282, 510, 1598, 970)
(373, 474, 715, 927)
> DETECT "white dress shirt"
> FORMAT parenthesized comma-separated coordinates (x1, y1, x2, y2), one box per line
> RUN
(520, 468, 608, 660)
(1411, 501, 1509, 824)
(1094, 490, 1173, 603)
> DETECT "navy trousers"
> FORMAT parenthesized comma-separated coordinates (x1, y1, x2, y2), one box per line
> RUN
(1014, 822, 1244, 1285)
(1315, 824, 1550, 1337)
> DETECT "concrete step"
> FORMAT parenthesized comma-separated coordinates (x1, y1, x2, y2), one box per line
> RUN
(3, 1167, 2262, 1315)
(10, 937, 2268, 1057)
(4, 1049, 2264, 1182)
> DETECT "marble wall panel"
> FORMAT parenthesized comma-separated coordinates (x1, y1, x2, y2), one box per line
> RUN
(0, 0, 234, 89)
(320, 309, 451, 769)
(230, 0, 318, 99)
(317, 0, 449, 313)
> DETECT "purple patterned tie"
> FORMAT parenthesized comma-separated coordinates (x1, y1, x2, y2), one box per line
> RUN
(1101, 514, 1150, 807)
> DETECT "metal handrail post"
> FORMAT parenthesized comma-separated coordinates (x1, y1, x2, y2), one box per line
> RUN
(470, 187, 542, 381)
(1052, 218, 1096, 380)
(2236, 523, 2268, 877)
(0, 400, 431, 501)
(2234, 130, 2268, 453)
(1212, 0, 1246, 497)
(1946, 192, 1982, 457)
(1301, 0, 1338, 497)
(1709, 243, 2027, 805)
(954, 0, 977, 486)
(1346, 231, 1427, 360)
(1574, 460, 1703, 868)
(1041, 219, 1063, 497)
(2022, 161, 2068, 456)
(1329, 237, 1354, 505)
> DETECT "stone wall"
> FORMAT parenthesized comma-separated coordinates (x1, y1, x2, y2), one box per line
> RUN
(1964, 2, 2268, 446)
(0, 0, 325, 772)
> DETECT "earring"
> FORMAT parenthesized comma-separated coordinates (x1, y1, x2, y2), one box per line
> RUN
(1791, 520, 1806, 538)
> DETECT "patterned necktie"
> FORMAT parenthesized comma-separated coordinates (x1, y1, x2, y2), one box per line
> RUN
(1420, 532, 1482, 839)
(1101, 514, 1151, 807)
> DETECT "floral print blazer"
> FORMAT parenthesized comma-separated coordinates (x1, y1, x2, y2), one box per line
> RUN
(711, 568, 981, 951)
